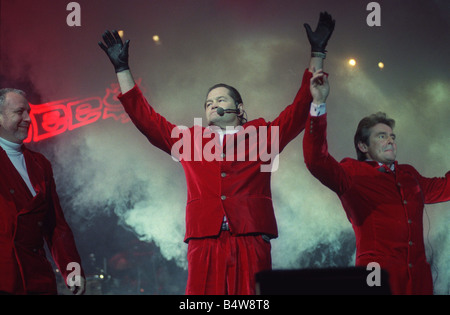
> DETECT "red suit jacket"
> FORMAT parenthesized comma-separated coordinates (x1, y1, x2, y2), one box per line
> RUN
(0, 147, 84, 294)
(303, 114, 450, 294)
(118, 69, 312, 242)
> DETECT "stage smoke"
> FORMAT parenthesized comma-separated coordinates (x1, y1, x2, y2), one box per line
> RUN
(2, 0, 448, 294)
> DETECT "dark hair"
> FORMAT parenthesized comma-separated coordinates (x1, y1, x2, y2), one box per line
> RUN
(354, 112, 395, 161)
(205, 83, 247, 125)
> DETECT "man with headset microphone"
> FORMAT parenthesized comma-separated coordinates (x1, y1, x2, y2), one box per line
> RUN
(98, 12, 335, 295)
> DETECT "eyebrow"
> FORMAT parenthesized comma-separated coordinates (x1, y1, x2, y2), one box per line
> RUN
(204, 96, 229, 108)
(375, 131, 396, 138)
(13, 104, 30, 111)
(206, 96, 228, 102)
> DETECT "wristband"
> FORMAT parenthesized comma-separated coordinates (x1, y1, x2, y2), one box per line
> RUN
(311, 51, 326, 59)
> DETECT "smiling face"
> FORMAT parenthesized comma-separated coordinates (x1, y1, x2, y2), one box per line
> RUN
(358, 123, 397, 166)
(0, 92, 32, 144)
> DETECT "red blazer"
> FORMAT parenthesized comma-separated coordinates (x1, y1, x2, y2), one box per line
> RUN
(118, 69, 312, 242)
(0, 147, 84, 294)
(303, 114, 450, 294)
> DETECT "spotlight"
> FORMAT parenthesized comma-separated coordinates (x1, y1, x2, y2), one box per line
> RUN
(378, 62, 385, 69)
(153, 35, 160, 44)
(118, 30, 124, 38)
(348, 59, 356, 67)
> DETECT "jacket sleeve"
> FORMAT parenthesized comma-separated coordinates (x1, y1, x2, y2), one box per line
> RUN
(302, 113, 351, 196)
(404, 166, 450, 204)
(267, 69, 313, 152)
(43, 159, 85, 286)
(117, 84, 179, 155)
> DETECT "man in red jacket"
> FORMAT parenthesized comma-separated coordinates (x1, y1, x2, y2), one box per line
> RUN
(303, 71, 450, 294)
(0, 88, 85, 295)
(99, 12, 335, 294)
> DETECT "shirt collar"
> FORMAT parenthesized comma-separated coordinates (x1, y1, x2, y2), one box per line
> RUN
(378, 161, 395, 172)
(206, 125, 241, 135)
(365, 159, 396, 172)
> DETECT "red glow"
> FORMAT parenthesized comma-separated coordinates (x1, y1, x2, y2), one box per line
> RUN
(24, 83, 133, 143)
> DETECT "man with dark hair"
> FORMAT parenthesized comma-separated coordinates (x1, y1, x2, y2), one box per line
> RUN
(205, 83, 247, 125)
(353, 112, 396, 162)
(0, 88, 85, 295)
(303, 72, 450, 294)
(99, 13, 335, 294)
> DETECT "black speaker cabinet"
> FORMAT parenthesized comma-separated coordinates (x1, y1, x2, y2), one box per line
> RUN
(255, 267, 391, 295)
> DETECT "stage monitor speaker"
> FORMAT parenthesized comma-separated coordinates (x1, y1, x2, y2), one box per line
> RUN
(255, 267, 391, 295)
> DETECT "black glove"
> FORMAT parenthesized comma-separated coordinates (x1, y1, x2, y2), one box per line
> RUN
(304, 12, 335, 53)
(98, 30, 130, 73)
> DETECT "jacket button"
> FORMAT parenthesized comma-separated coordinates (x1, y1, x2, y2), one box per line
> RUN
(221, 172, 227, 178)
(10, 189, 15, 194)
(221, 195, 226, 200)
(403, 200, 408, 205)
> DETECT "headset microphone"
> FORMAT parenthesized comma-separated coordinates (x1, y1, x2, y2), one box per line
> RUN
(216, 107, 239, 116)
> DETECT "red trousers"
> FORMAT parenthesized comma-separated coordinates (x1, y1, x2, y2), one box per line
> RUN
(185, 231, 272, 295)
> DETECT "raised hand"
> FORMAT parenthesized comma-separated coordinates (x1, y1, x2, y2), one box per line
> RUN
(304, 12, 335, 53)
(310, 69, 329, 104)
(98, 30, 130, 73)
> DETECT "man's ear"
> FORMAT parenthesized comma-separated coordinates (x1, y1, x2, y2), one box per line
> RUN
(237, 103, 244, 116)
(357, 141, 368, 153)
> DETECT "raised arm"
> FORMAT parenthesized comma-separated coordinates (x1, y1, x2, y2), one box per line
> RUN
(269, 12, 335, 151)
(98, 30, 180, 155)
(304, 11, 335, 73)
(99, 30, 135, 94)
(310, 70, 329, 104)
(303, 69, 351, 195)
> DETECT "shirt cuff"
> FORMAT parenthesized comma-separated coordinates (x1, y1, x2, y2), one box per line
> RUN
(310, 102, 327, 116)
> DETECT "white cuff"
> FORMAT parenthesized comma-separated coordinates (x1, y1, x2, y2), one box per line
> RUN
(310, 102, 326, 116)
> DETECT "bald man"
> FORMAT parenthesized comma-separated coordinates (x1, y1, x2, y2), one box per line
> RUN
(0, 88, 85, 295)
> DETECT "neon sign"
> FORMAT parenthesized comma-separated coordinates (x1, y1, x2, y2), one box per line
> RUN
(24, 82, 137, 143)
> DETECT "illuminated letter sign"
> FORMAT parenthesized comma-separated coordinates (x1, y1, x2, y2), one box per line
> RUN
(24, 83, 133, 143)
